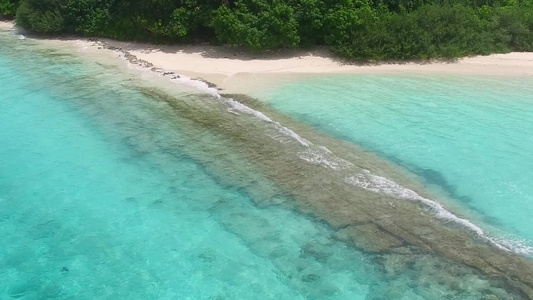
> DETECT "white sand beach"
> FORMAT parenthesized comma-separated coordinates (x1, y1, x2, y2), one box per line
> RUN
(3, 20, 533, 94)
(80, 38, 533, 94)
(0, 20, 13, 29)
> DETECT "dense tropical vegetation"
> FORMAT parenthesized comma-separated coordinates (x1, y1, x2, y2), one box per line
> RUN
(1, 0, 532, 60)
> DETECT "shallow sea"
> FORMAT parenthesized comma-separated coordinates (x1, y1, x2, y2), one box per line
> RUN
(1, 28, 532, 299)
(263, 74, 533, 253)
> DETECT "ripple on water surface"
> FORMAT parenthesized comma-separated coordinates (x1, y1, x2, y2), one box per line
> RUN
(0, 38, 376, 299)
(264, 74, 533, 254)
(0, 31, 532, 299)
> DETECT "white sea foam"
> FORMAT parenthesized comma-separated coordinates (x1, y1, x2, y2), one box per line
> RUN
(155, 61, 531, 255)
(169, 74, 220, 99)
(221, 97, 311, 147)
(117, 51, 220, 98)
(345, 170, 532, 254)
(112, 44, 531, 255)
(489, 236, 533, 255)
(178, 78, 532, 256)
(298, 148, 353, 170)
(115, 49, 312, 147)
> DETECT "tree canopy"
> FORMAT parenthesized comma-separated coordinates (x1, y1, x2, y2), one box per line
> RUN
(1, 0, 532, 60)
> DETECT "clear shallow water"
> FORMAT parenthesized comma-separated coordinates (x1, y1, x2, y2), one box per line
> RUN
(1, 30, 531, 299)
(0, 35, 386, 299)
(265, 74, 533, 253)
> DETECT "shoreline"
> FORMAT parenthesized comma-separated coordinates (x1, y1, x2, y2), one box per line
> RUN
(3, 20, 533, 94)
(4, 19, 533, 298)
(3, 19, 533, 257)
(4, 19, 533, 252)
(89, 39, 533, 94)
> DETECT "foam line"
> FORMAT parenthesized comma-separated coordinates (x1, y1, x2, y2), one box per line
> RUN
(298, 148, 353, 170)
(107, 40, 532, 255)
(222, 98, 311, 147)
(345, 170, 533, 254)
(112, 46, 312, 147)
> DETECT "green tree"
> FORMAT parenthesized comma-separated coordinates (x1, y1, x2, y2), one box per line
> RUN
(11, 0, 533, 59)
(0, 0, 19, 17)
(16, 0, 64, 33)
(211, 0, 300, 49)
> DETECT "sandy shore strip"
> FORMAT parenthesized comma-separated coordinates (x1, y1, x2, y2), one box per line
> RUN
(0, 20, 14, 29)
(3, 20, 533, 94)
(84, 39, 533, 94)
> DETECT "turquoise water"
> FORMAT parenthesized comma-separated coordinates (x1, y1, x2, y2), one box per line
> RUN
(1, 29, 532, 299)
(0, 35, 386, 299)
(265, 74, 533, 253)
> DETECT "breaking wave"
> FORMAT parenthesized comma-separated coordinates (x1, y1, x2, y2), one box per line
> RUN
(111, 42, 532, 256)
(345, 170, 533, 255)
